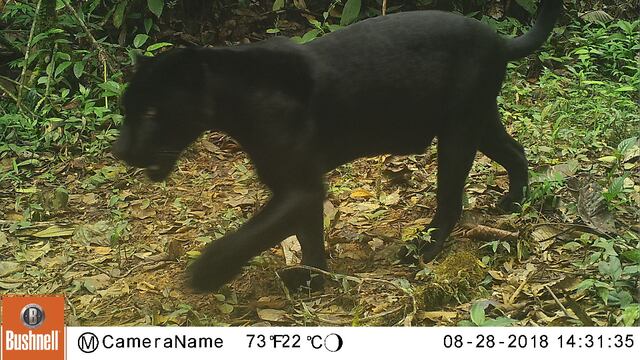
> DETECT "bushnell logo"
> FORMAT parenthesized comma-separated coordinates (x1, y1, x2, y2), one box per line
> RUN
(20, 304, 45, 329)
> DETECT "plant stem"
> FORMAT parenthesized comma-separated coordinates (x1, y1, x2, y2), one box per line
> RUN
(61, 0, 117, 74)
(16, 0, 43, 110)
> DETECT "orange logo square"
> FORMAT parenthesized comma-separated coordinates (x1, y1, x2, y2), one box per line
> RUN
(1, 295, 65, 360)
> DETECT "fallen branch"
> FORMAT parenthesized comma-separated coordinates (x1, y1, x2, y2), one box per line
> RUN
(464, 224, 518, 241)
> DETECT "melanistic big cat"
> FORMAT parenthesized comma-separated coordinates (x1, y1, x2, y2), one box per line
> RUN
(113, 0, 563, 292)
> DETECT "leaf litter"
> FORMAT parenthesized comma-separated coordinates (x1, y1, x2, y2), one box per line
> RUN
(1, 130, 635, 327)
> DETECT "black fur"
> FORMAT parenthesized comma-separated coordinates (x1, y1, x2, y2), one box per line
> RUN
(113, 0, 562, 292)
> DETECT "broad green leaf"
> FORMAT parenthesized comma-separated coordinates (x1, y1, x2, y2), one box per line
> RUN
(596, 287, 609, 305)
(146, 42, 172, 52)
(622, 249, 640, 264)
(617, 136, 638, 154)
(300, 29, 321, 43)
(482, 317, 517, 326)
(340, 0, 361, 26)
(133, 34, 149, 48)
(457, 320, 475, 326)
(217, 303, 234, 314)
(73, 61, 85, 78)
(148, 0, 164, 18)
(114, 0, 128, 28)
(606, 176, 625, 197)
(54, 61, 72, 78)
(56, 52, 71, 61)
(98, 81, 122, 94)
(144, 18, 153, 33)
(470, 302, 486, 326)
(272, 0, 285, 11)
(622, 304, 640, 326)
(598, 256, 622, 282)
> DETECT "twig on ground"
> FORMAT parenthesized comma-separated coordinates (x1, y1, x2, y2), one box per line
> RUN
(281, 264, 418, 326)
(544, 284, 576, 320)
(62, 259, 175, 279)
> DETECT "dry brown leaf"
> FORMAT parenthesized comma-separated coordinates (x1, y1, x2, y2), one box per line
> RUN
(281, 235, 301, 266)
(380, 189, 401, 205)
(131, 203, 157, 219)
(350, 188, 374, 199)
(257, 308, 288, 322)
(32, 225, 75, 238)
(367, 238, 384, 251)
(0, 261, 21, 277)
(419, 311, 458, 322)
(82, 193, 98, 205)
(93, 246, 112, 255)
(335, 243, 367, 260)
(531, 225, 563, 242)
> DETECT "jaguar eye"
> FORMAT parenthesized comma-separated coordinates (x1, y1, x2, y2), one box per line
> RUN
(143, 107, 157, 120)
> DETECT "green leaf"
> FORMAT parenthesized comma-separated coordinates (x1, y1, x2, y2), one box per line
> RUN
(610, 290, 633, 307)
(606, 176, 626, 197)
(617, 137, 638, 155)
(598, 256, 622, 282)
(272, 0, 285, 11)
(73, 61, 85, 78)
(133, 34, 149, 48)
(340, 0, 361, 26)
(146, 42, 172, 52)
(217, 303, 234, 314)
(114, 1, 128, 29)
(615, 86, 637, 92)
(622, 249, 640, 264)
(457, 320, 475, 326)
(56, 52, 71, 61)
(98, 81, 122, 94)
(54, 61, 72, 78)
(299, 29, 321, 43)
(144, 18, 153, 33)
(470, 302, 486, 326)
(482, 317, 517, 326)
(596, 287, 609, 305)
(148, 0, 164, 18)
(622, 304, 640, 326)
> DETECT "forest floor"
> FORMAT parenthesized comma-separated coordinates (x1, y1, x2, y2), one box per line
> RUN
(2, 92, 638, 326)
(1, 10, 639, 326)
